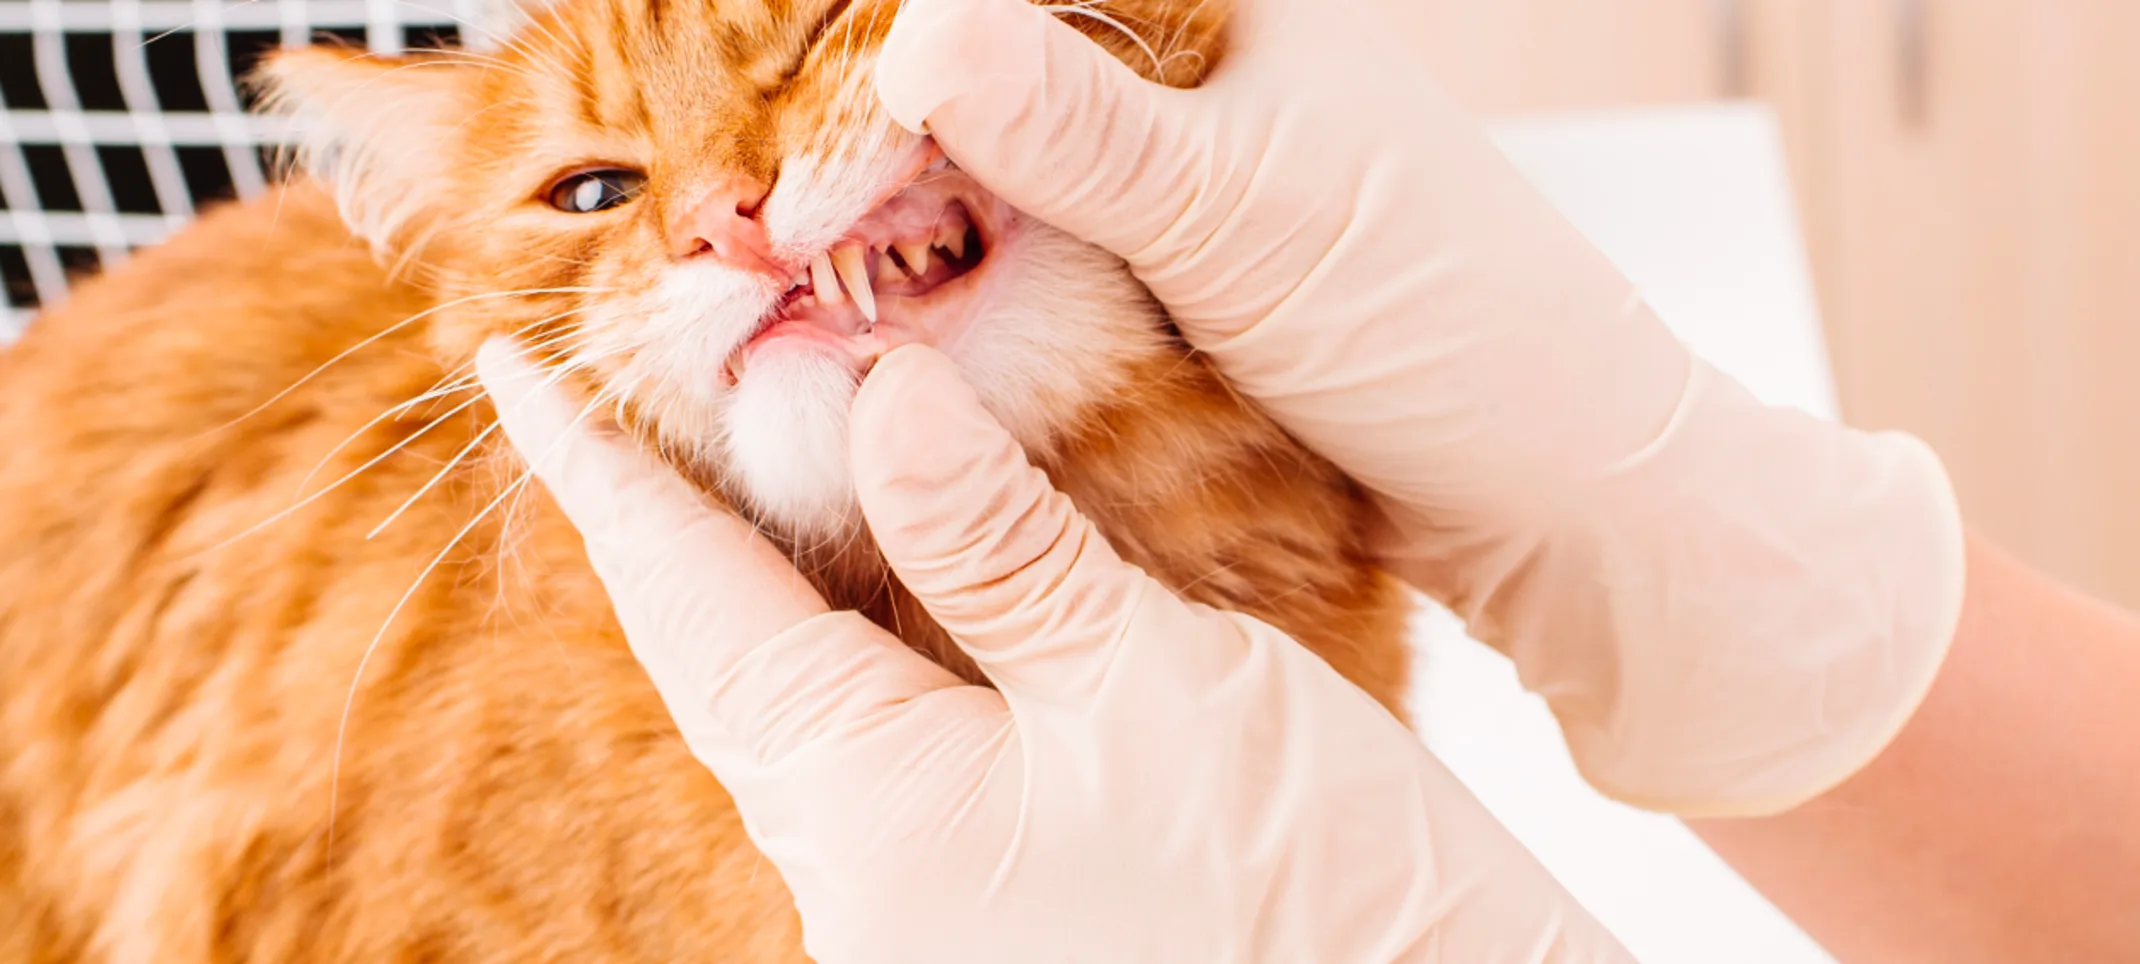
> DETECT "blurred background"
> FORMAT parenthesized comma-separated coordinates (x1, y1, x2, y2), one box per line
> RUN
(1383, 0, 2140, 614)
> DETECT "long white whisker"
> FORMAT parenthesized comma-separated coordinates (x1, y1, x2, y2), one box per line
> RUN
(362, 341, 621, 540)
(1040, 3, 1163, 75)
(198, 287, 611, 439)
(293, 383, 480, 497)
(292, 306, 597, 496)
(191, 393, 485, 560)
(327, 463, 531, 858)
(408, 375, 484, 419)
(328, 352, 638, 858)
(364, 421, 501, 540)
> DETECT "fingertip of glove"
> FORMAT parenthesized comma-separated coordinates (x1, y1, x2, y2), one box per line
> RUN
(850, 345, 1000, 499)
(474, 336, 539, 398)
(854, 344, 964, 423)
(848, 345, 1079, 598)
(871, 61, 935, 135)
(474, 336, 590, 463)
(874, 0, 1054, 136)
(872, 0, 963, 133)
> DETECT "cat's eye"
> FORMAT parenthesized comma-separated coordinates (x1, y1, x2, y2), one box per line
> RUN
(546, 169, 647, 214)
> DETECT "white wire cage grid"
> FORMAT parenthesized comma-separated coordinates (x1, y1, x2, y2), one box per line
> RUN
(0, 0, 527, 340)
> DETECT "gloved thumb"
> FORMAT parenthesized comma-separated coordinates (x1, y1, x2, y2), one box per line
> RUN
(849, 346, 1169, 707)
(873, 0, 1198, 260)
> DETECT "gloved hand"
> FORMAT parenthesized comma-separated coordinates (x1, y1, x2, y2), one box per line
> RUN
(874, 0, 1967, 816)
(477, 340, 1632, 963)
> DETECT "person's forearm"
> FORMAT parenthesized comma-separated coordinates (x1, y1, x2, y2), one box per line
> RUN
(1691, 532, 2140, 962)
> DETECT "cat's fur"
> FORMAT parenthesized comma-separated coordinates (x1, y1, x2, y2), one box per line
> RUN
(0, 0, 1413, 960)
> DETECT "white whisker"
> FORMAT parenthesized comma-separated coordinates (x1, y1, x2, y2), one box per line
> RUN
(364, 420, 501, 539)
(192, 393, 486, 560)
(327, 461, 531, 858)
(293, 382, 480, 497)
(1040, 2, 1163, 76)
(325, 348, 631, 859)
(198, 286, 611, 440)
(362, 339, 623, 539)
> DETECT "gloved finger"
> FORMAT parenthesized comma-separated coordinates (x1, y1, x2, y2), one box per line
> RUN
(873, 0, 1196, 259)
(475, 338, 968, 766)
(849, 345, 1196, 707)
(477, 338, 829, 650)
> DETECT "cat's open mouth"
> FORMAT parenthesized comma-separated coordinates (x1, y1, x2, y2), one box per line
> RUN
(723, 161, 1002, 385)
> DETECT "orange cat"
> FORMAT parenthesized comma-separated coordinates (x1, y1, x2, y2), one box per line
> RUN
(0, 0, 1411, 959)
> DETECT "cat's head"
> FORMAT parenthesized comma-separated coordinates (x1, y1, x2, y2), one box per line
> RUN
(261, 0, 1224, 538)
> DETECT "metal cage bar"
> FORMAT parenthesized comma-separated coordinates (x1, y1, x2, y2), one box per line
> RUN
(1, 0, 477, 339)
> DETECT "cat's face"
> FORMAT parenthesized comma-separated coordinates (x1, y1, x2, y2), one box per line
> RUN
(266, 0, 1217, 536)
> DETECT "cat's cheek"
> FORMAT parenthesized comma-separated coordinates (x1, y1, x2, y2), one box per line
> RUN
(717, 347, 866, 535)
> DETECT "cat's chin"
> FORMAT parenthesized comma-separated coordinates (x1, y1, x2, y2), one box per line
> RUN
(717, 344, 866, 538)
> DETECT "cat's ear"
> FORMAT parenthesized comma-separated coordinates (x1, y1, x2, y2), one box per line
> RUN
(255, 48, 477, 255)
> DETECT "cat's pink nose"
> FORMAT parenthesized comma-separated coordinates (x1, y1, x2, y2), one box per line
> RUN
(668, 175, 785, 280)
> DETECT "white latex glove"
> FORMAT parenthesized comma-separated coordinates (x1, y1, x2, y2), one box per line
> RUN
(874, 0, 1967, 817)
(477, 340, 1632, 963)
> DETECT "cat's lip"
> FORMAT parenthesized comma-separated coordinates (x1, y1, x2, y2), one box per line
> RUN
(723, 165, 1006, 385)
(733, 263, 997, 374)
(724, 251, 997, 382)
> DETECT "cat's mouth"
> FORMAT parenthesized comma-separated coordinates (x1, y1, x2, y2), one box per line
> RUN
(723, 164, 1002, 385)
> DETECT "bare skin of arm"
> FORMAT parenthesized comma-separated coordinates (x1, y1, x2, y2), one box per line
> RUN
(1691, 532, 2140, 962)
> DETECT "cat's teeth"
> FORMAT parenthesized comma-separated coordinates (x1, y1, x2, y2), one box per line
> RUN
(895, 240, 931, 278)
(832, 244, 877, 323)
(810, 252, 842, 306)
(939, 222, 967, 261)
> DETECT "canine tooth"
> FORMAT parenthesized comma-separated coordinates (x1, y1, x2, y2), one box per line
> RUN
(940, 224, 967, 261)
(810, 252, 842, 305)
(832, 245, 877, 323)
(895, 240, 931, 277)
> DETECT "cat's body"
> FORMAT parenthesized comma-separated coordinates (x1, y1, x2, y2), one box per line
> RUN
(0, 1, 1412, 960)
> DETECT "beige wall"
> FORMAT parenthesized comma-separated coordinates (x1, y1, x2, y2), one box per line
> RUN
(1383, 0, 2140, 607)
(1379, 1, 1726, 112)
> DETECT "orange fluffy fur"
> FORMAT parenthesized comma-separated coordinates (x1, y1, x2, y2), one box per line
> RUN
(0, 1, 1411, 959)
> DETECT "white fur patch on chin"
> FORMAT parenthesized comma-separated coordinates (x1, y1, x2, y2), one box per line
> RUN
(718, 349, 864, 536)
